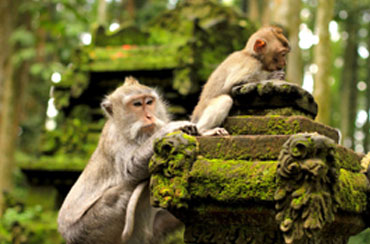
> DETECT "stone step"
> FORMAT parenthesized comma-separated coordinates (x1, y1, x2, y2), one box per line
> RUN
(196, 135, 362, 172)
(223, 115, 340, 143)
(185, 158, 368, 214)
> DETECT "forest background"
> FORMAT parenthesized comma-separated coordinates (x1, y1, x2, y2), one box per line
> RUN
(0, 0, 370, 243)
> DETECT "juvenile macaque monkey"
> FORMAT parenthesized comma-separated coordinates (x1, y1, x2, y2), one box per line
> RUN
(58, 77, 197, 244)
(191, 26, 290, 135)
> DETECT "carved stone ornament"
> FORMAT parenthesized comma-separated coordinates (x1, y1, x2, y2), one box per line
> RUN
(274, 133, 339, 244)
(149, 131, 199, 209)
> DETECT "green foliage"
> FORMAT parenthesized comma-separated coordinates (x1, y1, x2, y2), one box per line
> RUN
(349, 229, 370, 244)
(0, 198, 63, 244)
(15, 0, 97, 153)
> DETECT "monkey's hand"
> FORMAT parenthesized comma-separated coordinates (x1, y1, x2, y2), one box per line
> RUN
(268, 70, 285, 80)
(166, 121, 199, 136)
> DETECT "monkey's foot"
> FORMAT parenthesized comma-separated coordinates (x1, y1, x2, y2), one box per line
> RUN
(202, 127, 229, 136)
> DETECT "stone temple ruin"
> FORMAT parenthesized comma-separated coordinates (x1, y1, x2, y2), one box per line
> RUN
(149, 80, 370, 244)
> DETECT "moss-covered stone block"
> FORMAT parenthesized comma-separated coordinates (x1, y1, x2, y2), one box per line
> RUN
(150, 131, 370, 243)
(189, 159, 277, 202)
(224, 115, 340, 143)
(197, 135, 289, 160)
(335, 145, 363, 172)
(337, 169, 369, 213)
(150, 131, 199, 210)
(231, 80, 318, 119)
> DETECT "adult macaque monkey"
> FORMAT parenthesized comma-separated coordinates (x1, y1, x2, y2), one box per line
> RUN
(58, 77, 197, 244)
(191, 26, 290, 135)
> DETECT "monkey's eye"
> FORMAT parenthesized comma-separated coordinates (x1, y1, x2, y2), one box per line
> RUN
(146, 99, 153, 105)
(133, 101, 142, 107)
(273, 57, 279, 63)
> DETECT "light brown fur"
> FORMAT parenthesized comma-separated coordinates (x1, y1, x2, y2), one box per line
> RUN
(191, 26, 290, 135)
(58, 77, 196, 244)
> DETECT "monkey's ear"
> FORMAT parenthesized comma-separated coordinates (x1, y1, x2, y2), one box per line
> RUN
(124, 76, 139, 86)
(254, 39, 267, 53)
(101, 99, 113, 117)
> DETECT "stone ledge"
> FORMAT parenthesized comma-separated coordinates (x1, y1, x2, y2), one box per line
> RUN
(196, 135, 362, 172)
(223, 115, 339, 143)
(197, 135, 288, 160)
(151, 157, 369, 214)
(180, 208, 365, 244)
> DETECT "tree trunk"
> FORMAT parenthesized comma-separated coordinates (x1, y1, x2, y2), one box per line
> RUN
(340, 13, 359, 149)
(270, 0, 303, 85)
(248, 0, 260, 23)
(364, 56, 370, 151)
(126, 0, 136, 20)
(312, 0, 335, 125)
(240, 0, 247, 15)
(0, 0, 20, 215)
(97, 0, 107, 26)
(364, 24, 370, 152)
(261, 0, 272, 26)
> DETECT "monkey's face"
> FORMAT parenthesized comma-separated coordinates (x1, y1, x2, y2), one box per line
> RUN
(102, 77, 170, 143)
(264, 48, 289, 72)
(248, 27, 290, 72)
(125, 94, 164, 141)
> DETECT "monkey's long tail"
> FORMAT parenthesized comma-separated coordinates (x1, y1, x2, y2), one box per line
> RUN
(121, 181, 148, 243)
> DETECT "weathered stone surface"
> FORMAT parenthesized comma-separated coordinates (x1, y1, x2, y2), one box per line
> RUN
(182, 204, 282, 244)
(275, 133, 338, 243)
(231, 80, 318, 119)
(149, 131, 199, 209)
(197, 135, 288, 160)
(196, 135, 362, 172)
(224, 115, 340, 143)
(181, 211, 365, 244)
(150, 133, 369, 212)
(150, 132, 370, 244)
(189, 159, 277, 202)
(149, 79, 370, 243)
(335, 145, 363, 172)
(274, 133, 370, 244)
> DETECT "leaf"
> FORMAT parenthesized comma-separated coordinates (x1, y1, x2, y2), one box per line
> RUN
(10, 28, 36, 47)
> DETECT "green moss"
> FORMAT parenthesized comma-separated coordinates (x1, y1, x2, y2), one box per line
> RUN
(150, 174, 190, 209)
(224, 115, 340, 144)
(266, 117, 300, 135)
(150, 131, 199, 209)
(335, 146, 363, 172)
(189, 159, 277, 202)
(197, 135, 287, 160)
(336, 169, 368, 213)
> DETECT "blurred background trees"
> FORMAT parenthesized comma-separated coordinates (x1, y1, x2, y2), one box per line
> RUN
(0, 0, 370, 243)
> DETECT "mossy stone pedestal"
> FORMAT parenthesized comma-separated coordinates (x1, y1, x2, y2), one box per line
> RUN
(149, 80, 370, 244)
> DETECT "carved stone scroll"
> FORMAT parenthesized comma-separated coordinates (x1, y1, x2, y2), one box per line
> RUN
(274, 133, 339, 244)
(149, 131, 199, 209)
